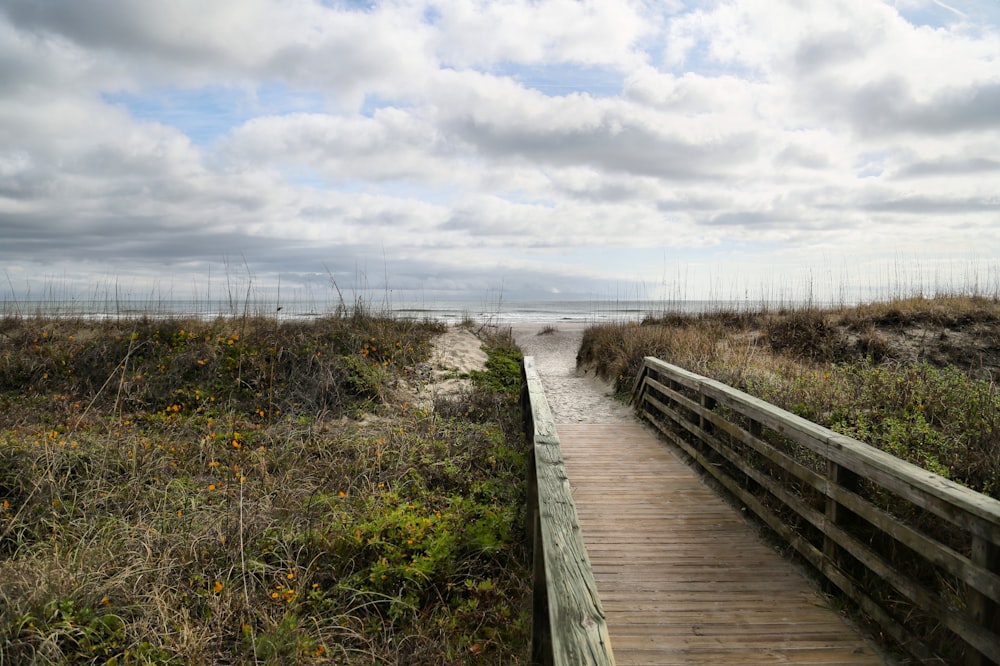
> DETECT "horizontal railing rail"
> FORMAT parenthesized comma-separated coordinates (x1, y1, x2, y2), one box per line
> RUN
(521, 356, 615, 666)
(632, 356, 1000, 666)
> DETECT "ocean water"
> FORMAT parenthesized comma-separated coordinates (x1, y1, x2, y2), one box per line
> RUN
(394, 298, 761, 324)
(1, 297, 758, 324)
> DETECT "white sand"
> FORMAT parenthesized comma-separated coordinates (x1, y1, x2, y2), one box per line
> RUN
(405, 325, 489, 410)
(510, 323, 633, 424)
(408, 322, 634, 424)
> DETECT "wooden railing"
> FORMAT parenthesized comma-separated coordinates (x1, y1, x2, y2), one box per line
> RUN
(521, 357, 615, 666)
(632, 356, 1000, 666)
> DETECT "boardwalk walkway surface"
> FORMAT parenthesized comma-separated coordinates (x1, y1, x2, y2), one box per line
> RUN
(513, 324, 887, 666)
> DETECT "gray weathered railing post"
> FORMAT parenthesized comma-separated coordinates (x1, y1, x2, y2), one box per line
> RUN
(522, 364, 538, 561)
(969, 534, 999, 666)
(823, 461, 859, 563)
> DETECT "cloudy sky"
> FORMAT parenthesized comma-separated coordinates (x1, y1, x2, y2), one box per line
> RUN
(1, 0, 998, 306)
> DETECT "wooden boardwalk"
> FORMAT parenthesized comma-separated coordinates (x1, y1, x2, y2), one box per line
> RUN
(556, 422, 887, 666)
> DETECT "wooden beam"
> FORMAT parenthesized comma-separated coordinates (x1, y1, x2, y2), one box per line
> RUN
(523, 357, 615, 666)
(635, 356, 1000, 665)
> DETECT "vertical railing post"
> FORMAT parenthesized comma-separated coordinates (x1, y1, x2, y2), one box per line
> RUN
(968, 534, 999, 666)
(531, 500, 551, 665)
(522, 364, 537, 554)
(629, 360, 648, 407)
(699, 387, 717, 460)
(522, 363, 534, 443)
(823, 461, 859, 592)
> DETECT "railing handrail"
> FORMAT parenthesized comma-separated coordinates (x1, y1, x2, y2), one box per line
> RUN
(633, 357, 1000, 535)
(522, 356, 615, 666)
(632, 355, 1000, 666)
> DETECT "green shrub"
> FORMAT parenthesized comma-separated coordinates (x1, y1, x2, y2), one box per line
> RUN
(0, 315, 530, 664)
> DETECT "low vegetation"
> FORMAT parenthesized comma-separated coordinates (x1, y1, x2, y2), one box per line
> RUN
(579, 295, 1000, 497)
(0, 312, 529, 664)
(580, 295, 1000, 661)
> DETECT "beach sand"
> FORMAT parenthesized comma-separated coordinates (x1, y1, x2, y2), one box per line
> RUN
(510, 322, 632, 424)
(411, 323, 632, 424)
(404, 325, 489, 410)
(429, 325, 490, 378)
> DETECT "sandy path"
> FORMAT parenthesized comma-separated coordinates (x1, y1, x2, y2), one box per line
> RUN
(404, 326, 491, 410)
(511, 323, 633, 424)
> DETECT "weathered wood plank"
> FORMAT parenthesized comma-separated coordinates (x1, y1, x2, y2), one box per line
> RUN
(557, 423, 885, 666)
(634, 357, 1000, 665)
(646, 392, 1000, 656)
(642, 374, 1000, 606)
(523, 357, 615, 666)
(640, 357, 1000, 542)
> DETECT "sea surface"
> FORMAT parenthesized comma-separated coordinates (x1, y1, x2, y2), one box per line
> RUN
(1, 297, 776, 324)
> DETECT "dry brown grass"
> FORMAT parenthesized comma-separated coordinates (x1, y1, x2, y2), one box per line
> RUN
(580, 296, 1000, 495)
(581, 295, 1000, 663)
(0, 313, 531, 664)
(834, 294, 1000, 328)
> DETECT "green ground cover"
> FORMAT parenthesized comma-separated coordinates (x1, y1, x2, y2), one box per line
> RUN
(0, 313, 530, 664)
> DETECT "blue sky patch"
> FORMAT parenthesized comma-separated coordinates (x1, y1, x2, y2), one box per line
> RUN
(496, 62, 625, 98)
(360, 94, 407, 118)
(422, 5, 442, 25)
(894, 0, 1000, 27)
(103, 84, 327, 145)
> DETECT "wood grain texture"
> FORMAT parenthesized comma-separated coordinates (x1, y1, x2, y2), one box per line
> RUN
(524, 357, 616, 666)
(633, 358, 1000, 664)
(556, 422, 886, 666)
(637, 358, 1000, 542)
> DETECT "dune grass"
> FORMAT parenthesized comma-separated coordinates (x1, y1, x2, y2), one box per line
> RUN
(580, 295, 1000, 662)
(579, 295, 1000, 496)
(0, 312, 530, 664)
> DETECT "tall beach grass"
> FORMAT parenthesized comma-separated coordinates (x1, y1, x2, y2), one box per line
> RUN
(580, 294, 1000, 495)
(0, 307, 530, 664)
(580, 293, 1000, 663)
